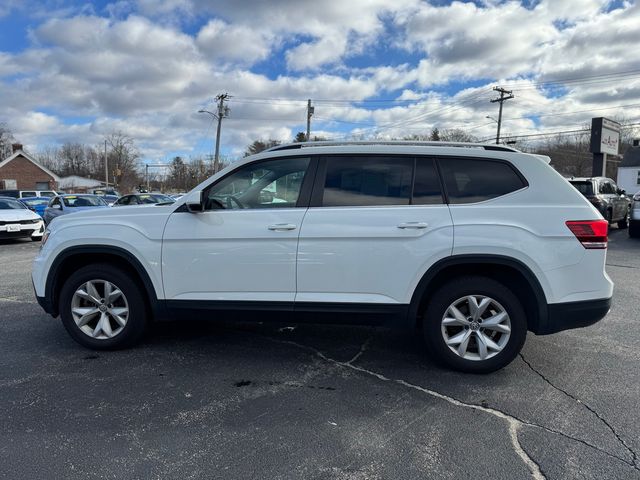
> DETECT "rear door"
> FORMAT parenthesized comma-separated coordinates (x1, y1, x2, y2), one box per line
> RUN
(296, 155, 453, 308)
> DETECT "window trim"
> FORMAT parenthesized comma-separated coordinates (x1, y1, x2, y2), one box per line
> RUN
(197, 156, 317, 211)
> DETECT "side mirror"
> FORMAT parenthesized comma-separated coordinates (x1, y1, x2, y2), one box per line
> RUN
(619, 189, 626, 195)
(185, 190, 204, 213)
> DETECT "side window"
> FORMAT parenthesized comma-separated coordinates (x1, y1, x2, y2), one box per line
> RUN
(117, 196, 130, 206)
(22, 191, 36, 197)
(413, 158, 444, 205)
(205, 157, 310, 210)
(599, 182, 613, 194)
(438, 158, 526, 204)
(322, 156, 413, 207)
(50, 197, 60, 207)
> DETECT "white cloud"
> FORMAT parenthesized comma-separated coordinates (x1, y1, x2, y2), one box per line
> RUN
(196, 19, 273, 64)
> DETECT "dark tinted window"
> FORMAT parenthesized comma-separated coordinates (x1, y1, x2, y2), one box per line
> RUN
(438, 158, 526, 204)
(413, 158, 444, 205)
(322, 156, 413, 207)
(599, 181, 615, 194)
(569, 181, 594, 196)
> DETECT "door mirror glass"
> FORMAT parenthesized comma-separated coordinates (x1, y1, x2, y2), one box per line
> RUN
(185, 190, 204, 212)
(52, 204, 62, 210)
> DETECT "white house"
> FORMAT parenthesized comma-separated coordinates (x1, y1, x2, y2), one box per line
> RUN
(58, 175, 105, 193)
(617, 140, 640, 195)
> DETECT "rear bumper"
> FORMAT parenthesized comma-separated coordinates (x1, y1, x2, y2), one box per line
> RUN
(535, 297, 612, 335)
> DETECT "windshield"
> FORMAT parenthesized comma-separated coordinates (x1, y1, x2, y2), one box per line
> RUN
(21, 198, 49, 207)
(0, 198, 27, 210)
(62, 195, 106, 207)
(569, 181, 594, 196)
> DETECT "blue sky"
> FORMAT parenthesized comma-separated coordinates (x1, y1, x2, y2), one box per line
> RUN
(0, 0, 639, 163)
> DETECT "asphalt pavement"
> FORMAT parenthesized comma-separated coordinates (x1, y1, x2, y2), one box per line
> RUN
(1, 229, 639, 479)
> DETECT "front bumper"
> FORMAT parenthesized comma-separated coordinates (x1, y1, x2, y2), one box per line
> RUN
(536, 297, 612, 335)
(0, 222, 44, 239)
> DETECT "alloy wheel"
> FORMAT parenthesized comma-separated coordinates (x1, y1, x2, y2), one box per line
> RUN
(70, 279, 129, 339)
(441, 295, 511, 361)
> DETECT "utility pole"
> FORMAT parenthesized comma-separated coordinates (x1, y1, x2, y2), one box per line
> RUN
(306, 99, 314, 141)
(214, 93, 230, 173)
(490, 87, 514, 144)
(199, 94, 230, 174)
(104, 140, 108, 188)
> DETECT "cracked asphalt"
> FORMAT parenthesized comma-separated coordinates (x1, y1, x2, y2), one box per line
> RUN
(1, 228, 639, 479)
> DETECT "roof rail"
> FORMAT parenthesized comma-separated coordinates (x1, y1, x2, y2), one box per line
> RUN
(264, 140, 520, 153)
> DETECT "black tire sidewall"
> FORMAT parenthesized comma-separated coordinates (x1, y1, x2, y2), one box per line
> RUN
(59, 264, 147, 350)
(423, 276, 527, 374)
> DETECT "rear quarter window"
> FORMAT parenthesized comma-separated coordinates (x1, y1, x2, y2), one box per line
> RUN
(438, 157, 527, 204)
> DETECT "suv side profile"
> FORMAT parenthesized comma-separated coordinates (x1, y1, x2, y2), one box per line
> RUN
(33, 142, 613, 373)
(568, 177, 631, 228)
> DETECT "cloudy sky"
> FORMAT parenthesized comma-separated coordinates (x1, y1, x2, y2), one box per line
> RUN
(0, 0, 639, 163)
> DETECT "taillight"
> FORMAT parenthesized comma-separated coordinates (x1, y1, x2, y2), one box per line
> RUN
(566, 220, 608, 249)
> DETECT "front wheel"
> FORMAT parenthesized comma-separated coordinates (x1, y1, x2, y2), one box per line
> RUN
(422, 276, 527, 373)
(59, 264, 148, 349)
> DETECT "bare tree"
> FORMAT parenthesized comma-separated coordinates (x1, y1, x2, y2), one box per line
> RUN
(0, 123, 16, 160)
(105, 131, 141, 191)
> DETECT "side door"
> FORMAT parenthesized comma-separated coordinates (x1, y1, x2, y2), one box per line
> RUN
(162, 156, 314, 303)
(609, 180, 627, 220)
(44, 196, 62, 224)
(296, 155, 453, 309)
(600, 180, 619, 220)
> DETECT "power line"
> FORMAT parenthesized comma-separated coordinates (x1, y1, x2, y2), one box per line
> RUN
(502, 68, 640, 89)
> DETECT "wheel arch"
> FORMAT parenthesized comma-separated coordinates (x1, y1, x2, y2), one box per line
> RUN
(408, 255, 549, 334)
(45, 245, 160, 318)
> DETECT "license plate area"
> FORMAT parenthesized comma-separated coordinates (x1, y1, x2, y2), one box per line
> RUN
(7, 224, 20, 232)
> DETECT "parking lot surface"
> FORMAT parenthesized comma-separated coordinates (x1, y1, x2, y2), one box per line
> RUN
(1, 230, 639, 480)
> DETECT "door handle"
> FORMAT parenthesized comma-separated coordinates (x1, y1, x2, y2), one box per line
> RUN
(397, 222, 429, 229)
(268, 224, 297, 231)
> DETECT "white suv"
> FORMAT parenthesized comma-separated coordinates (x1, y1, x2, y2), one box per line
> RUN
(32, 142, 613, 373)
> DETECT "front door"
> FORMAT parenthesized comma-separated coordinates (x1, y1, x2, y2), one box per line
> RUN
(162, 156, 312, 303)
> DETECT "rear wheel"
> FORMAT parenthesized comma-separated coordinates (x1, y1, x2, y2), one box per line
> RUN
(422, 276, 527, 373)
(630, 221, 640, 238)
(59, 264, 148, 349)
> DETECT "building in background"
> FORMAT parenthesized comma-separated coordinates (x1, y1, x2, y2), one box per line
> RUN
(0, 144, 59, 191)
(617, 140, 640, 195)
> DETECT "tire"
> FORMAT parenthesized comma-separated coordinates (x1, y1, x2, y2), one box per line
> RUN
(422, 276, 527, 374)
(59, 263, 148, 350)
(606, 209, 613, 225)
(31, 236, 41, 242)
(618, 210, 629, 229)
(630, 221, 640, 238)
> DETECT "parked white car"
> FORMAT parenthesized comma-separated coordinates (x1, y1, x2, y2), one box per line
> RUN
(0, 197, 45, 241)
(32, 141, 613, 373)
